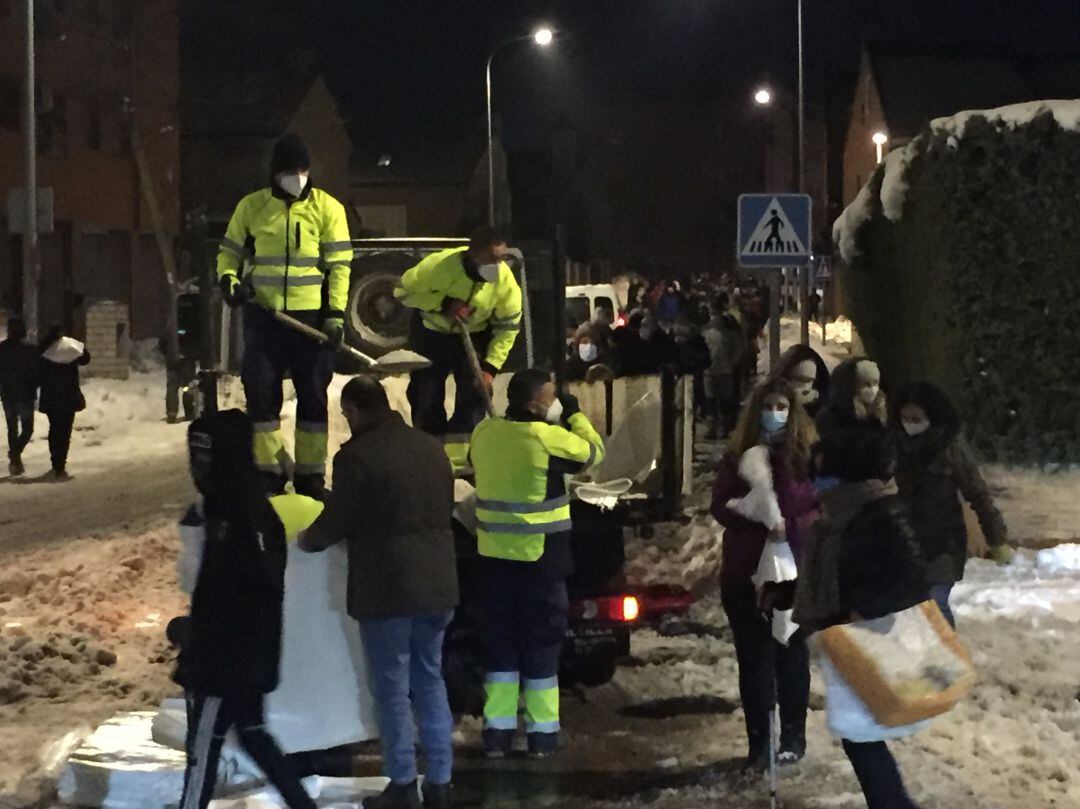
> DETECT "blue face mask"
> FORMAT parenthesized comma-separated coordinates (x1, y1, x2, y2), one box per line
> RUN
(761, 409, 789, 435)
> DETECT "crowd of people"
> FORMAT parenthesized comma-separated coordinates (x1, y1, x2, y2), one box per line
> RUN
(712, 346, 1014, 809)
(563, 274, 775, 440)
(0, 317, 91, 481)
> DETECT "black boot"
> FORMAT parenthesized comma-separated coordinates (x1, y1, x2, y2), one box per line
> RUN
(482, 728, 515, 759)
(526, 731, 560, 760)
(779, 724, 806, 765)
(421, 781, 452, 809)
(363, 781, 421, 809)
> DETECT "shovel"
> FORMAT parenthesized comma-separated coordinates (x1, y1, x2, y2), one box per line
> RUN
(269, 310, 431, 375)
(455, 318, 496, 418)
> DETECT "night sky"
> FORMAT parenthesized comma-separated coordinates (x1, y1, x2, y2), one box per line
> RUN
(185, 0, 1080, 148)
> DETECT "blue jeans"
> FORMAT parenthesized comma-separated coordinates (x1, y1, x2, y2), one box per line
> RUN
(929, 583, 955, 629)
(360, 610, 455, 786)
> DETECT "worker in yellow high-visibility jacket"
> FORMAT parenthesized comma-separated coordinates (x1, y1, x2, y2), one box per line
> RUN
(469, 369, 604, 759)
(394, 226, 521, 466)
(216, 134, 353, 498)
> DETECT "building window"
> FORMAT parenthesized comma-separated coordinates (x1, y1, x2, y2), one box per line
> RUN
(39, 93, 68, 158)
(0, 77, 18, 132)
(86, 98, 102, 149)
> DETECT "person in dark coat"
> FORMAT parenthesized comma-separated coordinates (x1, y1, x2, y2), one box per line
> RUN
(815, 357, 886, 443)
(622, 315, 678, 376)
(794, 428, 930, 809)
(37, 325, 91, 480)
(0, 317, 39, 476)
(175, 409, 316, 809)
(769, 344, 831, 420)
(300, 375, 458, 809)
(891, 381, 1012, 627)
(712, 378, 819, 769)
(564, 324, 615, 382)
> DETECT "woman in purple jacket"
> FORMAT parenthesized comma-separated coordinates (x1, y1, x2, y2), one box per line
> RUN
(712, 378, 819, 769)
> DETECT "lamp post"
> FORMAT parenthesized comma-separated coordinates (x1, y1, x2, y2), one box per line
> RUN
(873, 131, 888, 165)
(22, 0, 39, 337)
(485, 26, 554, 226)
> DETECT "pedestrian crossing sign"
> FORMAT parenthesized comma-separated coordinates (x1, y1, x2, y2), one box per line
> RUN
(737, 194, 812, 267)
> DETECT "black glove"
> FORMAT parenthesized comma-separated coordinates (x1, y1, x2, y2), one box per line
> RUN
(220, 275, 252, 308)
(558, 391, 581, 421)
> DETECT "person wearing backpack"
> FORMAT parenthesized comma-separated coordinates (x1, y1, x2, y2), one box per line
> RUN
(794, 429, 931, 809)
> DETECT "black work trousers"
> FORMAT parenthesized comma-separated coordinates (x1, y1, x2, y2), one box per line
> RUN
(46, 410, 75, 473)
(406, 317, 490, 440)
(842, 739, 922, 809)
(721, 582, 810, 757)
(179, 691, 316, 809)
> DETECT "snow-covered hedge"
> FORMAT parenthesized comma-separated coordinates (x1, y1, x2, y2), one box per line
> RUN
(834, 101, 1080, 466)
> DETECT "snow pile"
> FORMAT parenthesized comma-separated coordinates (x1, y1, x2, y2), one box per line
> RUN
(78, 371, 168, 431)
(835, 100, 1080, 262)
(0, 525, 185, 798)
(624, 517, 722, 592)
(1035, 543, 1080, 574)
(953, 552, 1080, 623)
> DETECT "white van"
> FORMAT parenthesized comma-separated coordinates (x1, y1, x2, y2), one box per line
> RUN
(565, 284, 622, 328)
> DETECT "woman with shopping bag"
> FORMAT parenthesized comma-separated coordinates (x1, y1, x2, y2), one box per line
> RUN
(711, 379, 819, 770)
(794, 428, 974, 809)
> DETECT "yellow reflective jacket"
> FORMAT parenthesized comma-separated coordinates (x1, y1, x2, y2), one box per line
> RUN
(394, 247, 522, 370)
(216, 187, 353, 315)
(470, 411, 604, 563)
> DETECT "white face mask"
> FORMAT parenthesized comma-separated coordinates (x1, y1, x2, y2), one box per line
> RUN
(578, 343, 599, 363)
(276, 172, 309, 197)
(857, 384, 880, 406)
(477, 263, 500, 283)
(902, 420, 930, 437)
(544, 397, 564, 423)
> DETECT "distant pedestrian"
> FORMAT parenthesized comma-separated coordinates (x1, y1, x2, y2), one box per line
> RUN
(891, 382, 1012, 627)
(175, 410, 317, 809)
(37, 325, 91, 481)
(0, 317, 39, 476)
(794, 428, 930, 809)
(702, 299, 747, 439)
(300, 376, 458, 809)
(712, 378, 819, 769)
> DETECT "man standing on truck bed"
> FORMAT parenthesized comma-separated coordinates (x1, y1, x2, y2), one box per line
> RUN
(394, 226, 522, 466)
(469, 369, 604, 759)
(216, 134, 353, 498)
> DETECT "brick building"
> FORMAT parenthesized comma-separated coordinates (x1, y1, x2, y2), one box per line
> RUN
(0, 0, 180, 341)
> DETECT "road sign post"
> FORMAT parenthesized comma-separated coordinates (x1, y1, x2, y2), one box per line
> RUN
(737, 194, 812, 368)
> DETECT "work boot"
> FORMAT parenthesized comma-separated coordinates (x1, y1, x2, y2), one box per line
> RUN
(526, 732, 560, 760)
(421, 781, 452, 809)
(363, 781, 421, 809)
(482, 728, 515, 759)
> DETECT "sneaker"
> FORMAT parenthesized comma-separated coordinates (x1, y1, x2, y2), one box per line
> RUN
(526, 732, 559, 760)
(8, 459, 24, 476)
(482, 728, 515, 759)
(363, 781, 421, 809)
(420, 782, 452, 809)
(778, 734, 806, 766)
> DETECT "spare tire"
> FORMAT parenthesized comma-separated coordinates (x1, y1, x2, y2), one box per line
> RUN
(344, 253, 415, 358)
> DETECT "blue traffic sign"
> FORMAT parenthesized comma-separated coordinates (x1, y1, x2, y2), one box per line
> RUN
(737, 194, 812, 267)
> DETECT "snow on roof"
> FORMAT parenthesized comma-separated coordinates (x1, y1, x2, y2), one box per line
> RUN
(834, 99, 1080, 262)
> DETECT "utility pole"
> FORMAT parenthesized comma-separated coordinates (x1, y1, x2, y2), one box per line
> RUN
(796, 0, 811, 348)
(22, 0, 39, 337)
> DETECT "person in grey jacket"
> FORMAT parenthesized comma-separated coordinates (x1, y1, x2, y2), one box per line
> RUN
(300, 375, 458, 809)
(891, 381, 1012, 628)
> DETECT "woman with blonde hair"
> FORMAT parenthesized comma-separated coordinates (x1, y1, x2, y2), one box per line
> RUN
(711, 378, 819, 769)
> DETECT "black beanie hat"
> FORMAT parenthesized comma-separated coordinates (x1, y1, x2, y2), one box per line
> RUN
(188, 409, 257, 499)
(270, 134, 311, 174)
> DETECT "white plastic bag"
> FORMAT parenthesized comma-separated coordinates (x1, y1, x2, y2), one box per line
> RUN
(42, 336, 85, 364)
(752, 539, 799, 645)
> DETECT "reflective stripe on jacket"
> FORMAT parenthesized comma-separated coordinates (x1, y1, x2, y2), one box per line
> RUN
(394, 247, 522, 370)
(470, 411, 604, 563)
(216, 187, 353, 315)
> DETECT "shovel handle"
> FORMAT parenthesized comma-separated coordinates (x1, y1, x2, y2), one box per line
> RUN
(456, 320, 496, 417)
(270, 310, 380, 368)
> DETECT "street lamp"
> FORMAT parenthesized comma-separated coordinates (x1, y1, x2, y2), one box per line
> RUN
(485, 27, 555, 226)
(872, 131, 888, 164)
(753, 87, 772, 107)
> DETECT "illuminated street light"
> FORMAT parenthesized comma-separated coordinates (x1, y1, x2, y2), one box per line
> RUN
(873, 131, 888, 164)
(534, 27, 554, 47)
(754, 88, 772, 107)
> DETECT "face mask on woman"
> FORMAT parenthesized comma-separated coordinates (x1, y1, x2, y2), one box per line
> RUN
(902, 419, 930, 437)
(578, 342, 599, 363)
(760, 408, 789, 435)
